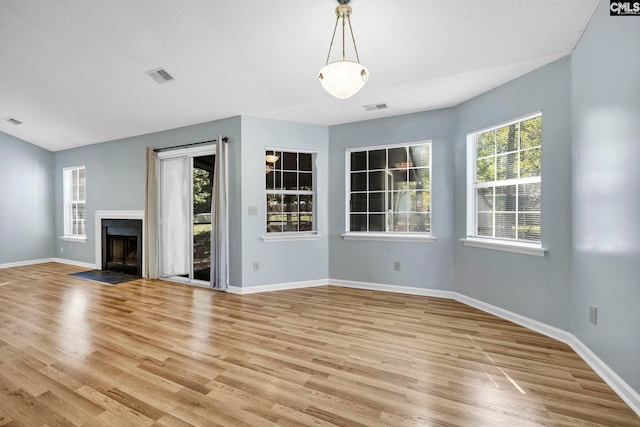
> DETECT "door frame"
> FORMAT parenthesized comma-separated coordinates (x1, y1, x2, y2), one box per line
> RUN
(158, 145, 216, 287)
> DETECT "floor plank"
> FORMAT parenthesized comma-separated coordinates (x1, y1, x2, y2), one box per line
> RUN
(0, 262, 637, 426)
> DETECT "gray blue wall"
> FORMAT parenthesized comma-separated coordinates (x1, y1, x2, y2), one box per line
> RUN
(0, 132, 54, 264)
(329, 109, 455, 290)
(240, 117, 329, 286)
(53, 117, 243, 284)
(571, 0, 640, 392)
(453, 57, 573, 330)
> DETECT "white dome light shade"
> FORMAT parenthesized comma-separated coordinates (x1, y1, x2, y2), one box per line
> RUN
(318, 60, 369, 99)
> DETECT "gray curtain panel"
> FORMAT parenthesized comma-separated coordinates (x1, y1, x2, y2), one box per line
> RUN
(144, 147, 159, 279)
(211, 136, 229, 290)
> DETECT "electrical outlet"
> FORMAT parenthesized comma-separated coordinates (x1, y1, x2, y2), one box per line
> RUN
(394, 261, 401, 271)
(253, 261, 260, 271)
(60, 247, 64, 254)
(589, 305, 597, 325)
(248, 206, 258, 216)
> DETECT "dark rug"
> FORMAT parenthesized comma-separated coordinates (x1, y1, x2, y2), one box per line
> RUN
(69, 270, 140, 285)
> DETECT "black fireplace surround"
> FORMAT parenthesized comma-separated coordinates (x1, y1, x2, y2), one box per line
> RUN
(101, 219, 142, 276)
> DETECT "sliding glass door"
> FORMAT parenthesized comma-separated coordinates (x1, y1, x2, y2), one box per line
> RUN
(159, 147, 215, 286)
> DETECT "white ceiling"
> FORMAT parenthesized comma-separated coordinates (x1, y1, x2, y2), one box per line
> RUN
(0, 0, 598, 152)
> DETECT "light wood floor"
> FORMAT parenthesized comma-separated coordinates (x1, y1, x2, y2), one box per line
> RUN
(0, 263, 637, 426)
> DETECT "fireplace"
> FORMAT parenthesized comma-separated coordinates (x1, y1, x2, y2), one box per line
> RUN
(101, 219, 142, 276)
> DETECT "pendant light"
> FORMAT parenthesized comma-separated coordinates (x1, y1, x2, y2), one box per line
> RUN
(318, 0, 369, 99)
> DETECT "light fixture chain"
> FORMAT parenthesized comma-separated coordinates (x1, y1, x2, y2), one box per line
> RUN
(341, 12, 346, 61)
(325, 15, 340, 65)
(346, 14, 360, 64)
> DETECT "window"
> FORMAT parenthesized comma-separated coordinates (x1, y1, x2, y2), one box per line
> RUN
(265, 149, 315, 233)
(346, 141, 431, 234)
(466, 113, 542, 246)
(63, 166, 86, 238)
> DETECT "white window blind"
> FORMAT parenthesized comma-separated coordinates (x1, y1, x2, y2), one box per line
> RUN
(466, 113, 542, 245)
(63, 166, 86, 237)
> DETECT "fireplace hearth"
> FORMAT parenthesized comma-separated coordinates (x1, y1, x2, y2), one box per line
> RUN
(101, 219, 142, 276)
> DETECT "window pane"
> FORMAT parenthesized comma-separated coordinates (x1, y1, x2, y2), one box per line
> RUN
(350, 214, 367, 231)
(409, 144, 430, 168)
(284, 215, 299, 232)
(299, 172, 312, 190)
(495, 213, 516, 239)
(300, 215, 313, 231)
(476, 158, 495, 183)
(271, 171, 283, 190)
(518, 213, 541, 241)
(477, 187, 493, 211)
(266, 169, 275, 189)
(76, 203, 86, 220)
(267, 194, 282, 213)
(520, 148, 541, 178)
(409, 212, 429, 233)
(410, 168, 429, 190)
(299, 153, 313, 171)
(477, 212, 493, 237)
(369, 192, 384, 212)
(299, 195, 312, 213)
(369, 171, 385, 191)
(283, 172, 297, 190)
(388, 147, 407, 169)
(477, 131, 495, 158)
(518, 183, 541, 211)
(351, 151, 367, 171)
(414, 190, 429, 213)
(282, 152, 297, 170)
(284, 195, 298, 213)
(496, 123, 518, 154)
(495, 185, 517, 212)
(368, 150, 386, 170)
(520, 116, 542, 149)
(390, 169, 408, 189)
(369, 214, 385, 231)
(267, 222, 283, 233)
(392, 213, 408, 232)
(496, 153, 518, 181)
(351, 172, 367, 192)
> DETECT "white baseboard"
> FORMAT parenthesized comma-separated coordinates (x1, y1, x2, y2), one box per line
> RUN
(227, 279, 330, 295)
(330, 278, 454, 300)
(0, 258, 55, 269)
(0, 257, 97, 270)
(51, 258, 97, 270)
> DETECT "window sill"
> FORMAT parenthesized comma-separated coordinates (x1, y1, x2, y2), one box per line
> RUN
(261, 232, 321, 243)
(342, 233, 437, 243)
(60, 235, 87, 243)
(460, 238, 546, 256)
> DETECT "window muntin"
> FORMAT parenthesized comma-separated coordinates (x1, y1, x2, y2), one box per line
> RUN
(63, 166, 86, 237)
(347, 142, 431, 234)
(468, 113, 542, 244)
(265, 150, 315, 233)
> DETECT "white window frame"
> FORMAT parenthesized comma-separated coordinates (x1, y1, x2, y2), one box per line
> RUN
(62, 166, 86, 241)
(463, 112, 547, 256)
(343, 140, 435, 243)
(263, 148, 318, 242)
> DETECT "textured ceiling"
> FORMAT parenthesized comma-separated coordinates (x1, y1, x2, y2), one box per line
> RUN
(0, 0, 598, 151)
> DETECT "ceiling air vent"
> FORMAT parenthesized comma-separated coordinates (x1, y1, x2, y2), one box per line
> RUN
(147, 67, 175, 84)
(4, 117, 22, 125)
(363, 103, 387, 111)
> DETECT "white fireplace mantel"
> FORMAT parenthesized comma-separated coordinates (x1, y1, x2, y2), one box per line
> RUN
(95, 210, 145, 277)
